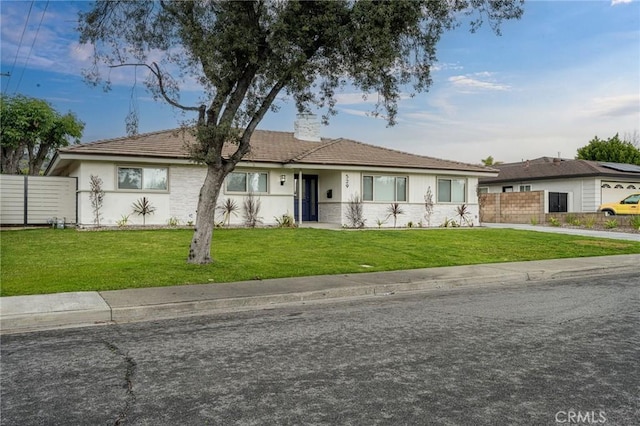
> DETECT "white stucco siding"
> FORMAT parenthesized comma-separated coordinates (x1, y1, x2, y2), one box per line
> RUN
(169, 165, 206, 224)
(582, 179, 599, 212)
(218, 194, 294, 226)
(333, 172, 480, 228)
(74, 161, 175, 226)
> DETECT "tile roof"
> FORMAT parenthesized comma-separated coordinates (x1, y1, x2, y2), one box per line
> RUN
(55, 128, 493, 173)
(479, 157, 640, 184)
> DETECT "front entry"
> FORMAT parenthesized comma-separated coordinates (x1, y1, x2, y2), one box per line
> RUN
(294, 175, 318, 222)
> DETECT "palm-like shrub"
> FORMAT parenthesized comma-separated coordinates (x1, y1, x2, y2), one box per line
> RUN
(132, 197, 156, 225)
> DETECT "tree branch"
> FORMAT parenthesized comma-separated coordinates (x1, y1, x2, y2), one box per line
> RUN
(109, 62, 201, 112)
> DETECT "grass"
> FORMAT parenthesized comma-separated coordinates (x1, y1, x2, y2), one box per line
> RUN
(2, 227, 640, 296)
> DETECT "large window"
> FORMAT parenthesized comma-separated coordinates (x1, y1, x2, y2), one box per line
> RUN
(438, 178, 466, 203)
(226, 172, 268, 193)
(118, 167, 168, 190)
(363, 175, 407, 202)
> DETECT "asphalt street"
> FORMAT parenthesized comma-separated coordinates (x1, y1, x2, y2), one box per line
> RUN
(1, 272, 638, 425)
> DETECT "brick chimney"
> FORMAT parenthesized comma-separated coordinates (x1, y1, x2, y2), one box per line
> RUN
(294, 113, 321, 142)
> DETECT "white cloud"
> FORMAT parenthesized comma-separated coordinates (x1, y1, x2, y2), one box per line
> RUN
(581, 94, 640, 118)
(334, 93, 375, 105)
(611, 0, 633, 6)
(448, 74, 511, 92)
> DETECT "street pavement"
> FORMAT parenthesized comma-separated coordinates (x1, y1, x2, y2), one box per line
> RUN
(1, 249, 638, 334)
(2, 272, 638, 425)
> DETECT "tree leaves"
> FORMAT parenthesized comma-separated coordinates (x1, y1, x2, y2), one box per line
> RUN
(0, 94, 84, 174)
(576, 134, 640, 165)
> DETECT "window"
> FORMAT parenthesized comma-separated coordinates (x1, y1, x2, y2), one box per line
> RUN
(362, 175, 407, 202)
(627, 185, 636, 189)
(502, 186, 513, 193)
(601, 184, 611, 188)
(118, 167, 168, 190)
(478, 187, 489, 194)
(226, 172, 268, 193)
(614, 184, 624, 189)
(438, 178, 466, 202)
(519, 185, 532, 192)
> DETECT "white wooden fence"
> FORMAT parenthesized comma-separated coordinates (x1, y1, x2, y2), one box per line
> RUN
(0, 175, 77, 226)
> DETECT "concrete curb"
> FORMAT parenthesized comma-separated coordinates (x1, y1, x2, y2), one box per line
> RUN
(0, 292, 112, 333)
(1, 254, 638, 334)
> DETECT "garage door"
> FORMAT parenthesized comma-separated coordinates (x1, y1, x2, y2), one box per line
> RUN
(601, 181, 640, 204)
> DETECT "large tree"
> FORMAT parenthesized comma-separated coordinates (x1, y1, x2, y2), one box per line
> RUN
(1, 95, 84, 175)
(79, 0, 524, 264)
(576, 134, 640, 165)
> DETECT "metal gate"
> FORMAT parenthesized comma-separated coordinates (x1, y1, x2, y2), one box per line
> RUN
(548, 192, 568, 213)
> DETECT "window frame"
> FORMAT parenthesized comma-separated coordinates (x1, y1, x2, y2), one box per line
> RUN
(225, 171, 269, 194)
(437, 177, 467, 203)
(362, 175, 407, 202)
(116, 166, 169, 191)
(519, 185, 532, 192)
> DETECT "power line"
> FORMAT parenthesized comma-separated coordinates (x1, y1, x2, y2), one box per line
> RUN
(2, 1, 34, 95)
(14, 1, 50, 94)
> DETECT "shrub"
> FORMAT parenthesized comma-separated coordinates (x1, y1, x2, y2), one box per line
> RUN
(116, 214, 130, 227)
(387, 203, 404, 228)
(424, 187, 434, 226)
(167, 216, 180, 227)
(217, 198, 239, 227)
(583, 216, 596, 229)
(242, 192, 262, 228)
(548, 217, 561, 227)
(274, 213, 295, 228)
(565, 214, 581, 226)
(630, 215, 640, 230)
(455, 204, 472, 226)
(440, 217, 458, 228)
(345, 194, 365, 228)
(604, 219, 618, 229)
(132, 197, 156, 225)
(89, 175, 105, 226)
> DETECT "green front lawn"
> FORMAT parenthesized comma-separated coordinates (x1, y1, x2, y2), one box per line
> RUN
(2, 227, 639, 296)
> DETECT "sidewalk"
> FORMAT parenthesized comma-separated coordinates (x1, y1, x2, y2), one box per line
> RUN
(2, 254, 638, 334)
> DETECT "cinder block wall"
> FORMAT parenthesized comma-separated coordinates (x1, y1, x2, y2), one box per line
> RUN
(480, 191, 545, 224)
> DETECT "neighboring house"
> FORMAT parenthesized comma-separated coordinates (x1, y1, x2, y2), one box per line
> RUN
(479, 157, 640, 213)
(46, 115, 497, 227)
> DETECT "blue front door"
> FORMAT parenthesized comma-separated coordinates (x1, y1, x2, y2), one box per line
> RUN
(294, 175, 318, 222)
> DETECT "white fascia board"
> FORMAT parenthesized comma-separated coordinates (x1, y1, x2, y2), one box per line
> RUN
(280, 163, 497, 177)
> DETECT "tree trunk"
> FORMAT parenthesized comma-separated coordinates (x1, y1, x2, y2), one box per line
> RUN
(187, 163, 227, 264)
(1, 144, 24, 174)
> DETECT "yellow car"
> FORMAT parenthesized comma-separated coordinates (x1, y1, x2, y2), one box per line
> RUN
(598, 193, 640, 215)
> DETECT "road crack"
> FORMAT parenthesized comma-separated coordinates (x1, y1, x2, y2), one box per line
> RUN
(103, 340, 137, 425)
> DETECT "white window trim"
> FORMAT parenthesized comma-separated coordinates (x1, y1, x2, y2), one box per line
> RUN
(362, 175, 408, 202)
(116, 166, 169, 192)
(225, 171, 270, 194)
(437, 177, 467, 203)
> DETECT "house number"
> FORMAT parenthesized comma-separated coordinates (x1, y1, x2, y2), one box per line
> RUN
(345, 174, 349, 188)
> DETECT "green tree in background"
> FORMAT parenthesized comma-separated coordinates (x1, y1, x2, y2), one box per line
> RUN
(0, 95, 84, 175)
(78, 0, 524, 264)
(481, 156, 503, 166)
(576, 134, 640, 165)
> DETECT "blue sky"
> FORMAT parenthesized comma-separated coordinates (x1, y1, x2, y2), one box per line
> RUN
(1, 0, 638, 164)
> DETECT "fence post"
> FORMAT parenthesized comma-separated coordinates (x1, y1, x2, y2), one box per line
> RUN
(23, 176, 28, 226)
